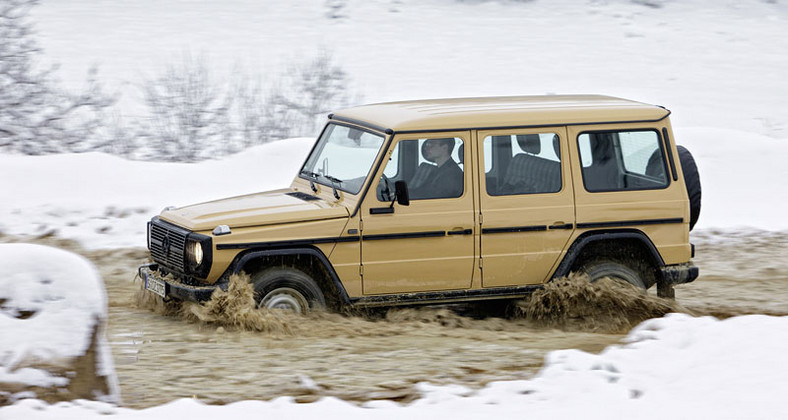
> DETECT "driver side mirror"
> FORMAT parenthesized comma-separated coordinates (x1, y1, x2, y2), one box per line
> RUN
(394, 180, 410, 206)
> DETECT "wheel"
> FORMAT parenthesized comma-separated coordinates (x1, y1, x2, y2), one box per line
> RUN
(580, 260, 646, 289)
(677, 145, 701, 231)
(251, 267, 326, 313)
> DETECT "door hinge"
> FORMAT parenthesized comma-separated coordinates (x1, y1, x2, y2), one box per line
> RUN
(479, 256, 483, 269)
(359, 220, 364, 231)
(479, 213, 483, 225)
(359, 265, 364, 277)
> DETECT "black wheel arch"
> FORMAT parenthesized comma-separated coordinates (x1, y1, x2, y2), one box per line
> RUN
(226, 246, 352, 307)
(552, 230, 666, 286)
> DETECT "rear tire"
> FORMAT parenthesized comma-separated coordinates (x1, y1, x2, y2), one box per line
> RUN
(251, 267, 326, 313)
(580, 260, 646, 289)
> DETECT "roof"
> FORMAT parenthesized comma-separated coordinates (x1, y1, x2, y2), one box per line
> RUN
(329, 95, 670, 133)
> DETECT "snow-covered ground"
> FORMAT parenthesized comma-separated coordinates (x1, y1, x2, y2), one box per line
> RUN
(3, 0, 788, 418)
(3, 314, 788, 419)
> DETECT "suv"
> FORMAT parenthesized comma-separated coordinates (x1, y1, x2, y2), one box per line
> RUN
(139, 95, 700, 313)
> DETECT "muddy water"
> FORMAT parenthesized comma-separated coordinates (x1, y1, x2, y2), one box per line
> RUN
(3, 231, 787, 408)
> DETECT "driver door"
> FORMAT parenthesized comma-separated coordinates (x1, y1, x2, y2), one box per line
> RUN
(359, 132, 477, 295)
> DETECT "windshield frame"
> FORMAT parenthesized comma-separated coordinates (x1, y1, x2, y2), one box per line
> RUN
(299, 122, 387, 196)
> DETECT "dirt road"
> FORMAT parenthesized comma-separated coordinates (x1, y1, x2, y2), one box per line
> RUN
(4, 230, 787, 408)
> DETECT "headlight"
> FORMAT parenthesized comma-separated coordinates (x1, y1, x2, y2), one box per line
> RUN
(185, 233, 212, 277)
(189, 240, 204, 265)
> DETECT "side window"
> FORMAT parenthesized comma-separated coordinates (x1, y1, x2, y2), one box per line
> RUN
(482, 133, 562, 196)
(577, 130, 668, 192)
(377, 137, 464, 201)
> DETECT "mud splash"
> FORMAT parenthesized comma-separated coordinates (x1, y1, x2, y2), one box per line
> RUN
(516, 273, 686, 333)
(134, 270, 685, 336)
(134, 274, 294, 334)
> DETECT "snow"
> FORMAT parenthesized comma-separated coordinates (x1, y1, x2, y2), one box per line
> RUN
(0, 244, 119, 402)
(2, 0, 788, 417)
(29, 0, 788, 139)
(0, 138, 315, 249)
(3, 314, 788, 419)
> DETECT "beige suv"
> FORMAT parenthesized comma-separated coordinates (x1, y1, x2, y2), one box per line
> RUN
(139, 95, 700, 313)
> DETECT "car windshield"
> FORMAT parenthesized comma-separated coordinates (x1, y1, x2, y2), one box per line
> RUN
(300, 123, 386, 195)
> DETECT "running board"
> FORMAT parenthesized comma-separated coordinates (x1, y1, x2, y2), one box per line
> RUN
(350, 285, 543, 308)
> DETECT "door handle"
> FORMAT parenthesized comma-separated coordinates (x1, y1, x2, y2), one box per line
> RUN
(448, 228, 473, 235)
(549, 222, 574, 230)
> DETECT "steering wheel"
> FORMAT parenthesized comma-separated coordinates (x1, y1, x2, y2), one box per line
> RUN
(377, 174, 392, 201)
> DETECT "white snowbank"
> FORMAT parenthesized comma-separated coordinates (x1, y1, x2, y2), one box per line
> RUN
(0, 244, 119, 403)
(0, 138, 314, 249)
(3, 314, 786, 419)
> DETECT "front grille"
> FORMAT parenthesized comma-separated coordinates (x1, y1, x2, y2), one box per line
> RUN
(149, 218, 189, 273)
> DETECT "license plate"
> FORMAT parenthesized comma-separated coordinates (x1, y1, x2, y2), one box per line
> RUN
(145, 275, 166, 298)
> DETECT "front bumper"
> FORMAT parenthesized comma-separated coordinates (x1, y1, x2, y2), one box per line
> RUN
(660, 263, 699, 285)
(138, 263, 226, 302)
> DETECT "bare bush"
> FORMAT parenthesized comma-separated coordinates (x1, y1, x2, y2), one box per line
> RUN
(0, 0, 114, 155)
(135, 53, 234, 162)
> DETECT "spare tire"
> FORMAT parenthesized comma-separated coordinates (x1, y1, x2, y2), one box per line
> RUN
(677, 145, 701, 231)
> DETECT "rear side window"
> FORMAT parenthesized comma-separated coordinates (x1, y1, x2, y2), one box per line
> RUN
(577, 130, 669, 192)
(482, 133, 562, 196)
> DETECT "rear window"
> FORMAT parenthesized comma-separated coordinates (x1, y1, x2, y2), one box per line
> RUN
(577, 130, 669, 192)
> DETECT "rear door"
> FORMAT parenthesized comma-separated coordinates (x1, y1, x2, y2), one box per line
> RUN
(477, 127, 576, 286)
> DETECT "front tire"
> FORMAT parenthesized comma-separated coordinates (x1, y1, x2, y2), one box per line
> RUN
(580, 260, 647, 289)
(251, 267, 326, 313)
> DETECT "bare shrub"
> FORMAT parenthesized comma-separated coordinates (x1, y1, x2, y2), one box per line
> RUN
(0, 0, 115, 155)
(135, 53, 234, 162)
(129, 51, 356, 162)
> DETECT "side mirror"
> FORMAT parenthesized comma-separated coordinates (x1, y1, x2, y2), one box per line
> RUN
(394, 180, 410, 206)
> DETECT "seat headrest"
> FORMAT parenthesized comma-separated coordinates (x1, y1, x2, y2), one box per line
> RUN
(458, 143, 464, 164)
(516, 134, 541, 154)
(552, 134, 560, 159)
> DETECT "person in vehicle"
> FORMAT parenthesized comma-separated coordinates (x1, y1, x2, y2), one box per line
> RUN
(410, 138, 463, 199)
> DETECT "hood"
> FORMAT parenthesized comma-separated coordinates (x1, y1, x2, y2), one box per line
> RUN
(159, 189, 349, 231)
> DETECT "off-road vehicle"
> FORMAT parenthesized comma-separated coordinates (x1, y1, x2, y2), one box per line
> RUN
(139, 95, 700, 313)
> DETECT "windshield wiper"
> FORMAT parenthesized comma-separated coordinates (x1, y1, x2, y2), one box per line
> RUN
(324, 175, 343, 200)
(300, 170, 319, 193)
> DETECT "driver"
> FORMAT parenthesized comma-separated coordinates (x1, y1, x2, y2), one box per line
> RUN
(410, 138, 463, 199)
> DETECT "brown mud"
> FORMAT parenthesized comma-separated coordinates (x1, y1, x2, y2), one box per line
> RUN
(3, 230, 787, 408)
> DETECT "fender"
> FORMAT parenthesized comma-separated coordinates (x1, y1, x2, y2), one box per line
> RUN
(552, 229, 665, 280)
(228, 246, 352, 305)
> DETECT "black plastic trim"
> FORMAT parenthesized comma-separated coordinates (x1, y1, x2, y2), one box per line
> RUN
(662, 127, 679, 181)
(549, 223, 575, 230)
(139, 264, 227, 302)
(576, 218, 683, 230)
(186, 231, 213, 278)
(230, 246, 352, 305)
(482, 225, 547, 234)
(552, 230, 665, 279)
(370, 207, 395, 214)
(217, 236, 360, 250)
(286, 191, 322, 202)
(362, 230, 446, 241)
(350, 284, 543, 307)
